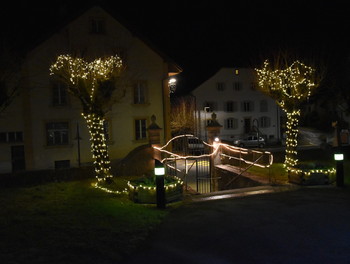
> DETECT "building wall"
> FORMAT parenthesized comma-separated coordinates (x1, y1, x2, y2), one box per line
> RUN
(192, 68, 282, 143)
(0, 6, 174, 173)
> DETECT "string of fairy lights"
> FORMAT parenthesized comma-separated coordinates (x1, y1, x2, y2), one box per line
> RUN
(83, 113, 113, 181)
(255, 60, 317, 169)
(153, 134, 273, 168)
(50, 55, 123, 182)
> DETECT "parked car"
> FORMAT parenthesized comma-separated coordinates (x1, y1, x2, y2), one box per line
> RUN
(288, 163, 336, 185)
(234, 135, 265, 148)
(187, 137, 205, 155)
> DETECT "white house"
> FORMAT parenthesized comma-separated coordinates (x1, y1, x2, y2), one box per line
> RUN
(0, 6, 181, 174)
(192, 68, 282, 143)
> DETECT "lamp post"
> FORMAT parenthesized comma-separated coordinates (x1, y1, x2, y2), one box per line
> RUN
(74, 123, 82, 167)
(334, 152, 344, 187)
(204, 107, 210, 141)
(155, 159, 166, 209)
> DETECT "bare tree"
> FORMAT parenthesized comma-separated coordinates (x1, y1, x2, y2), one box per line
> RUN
(255, 54, 322, 169)
(0, 43, 21, 113)
(170, 95, 196, 136)
(50, 54, 124, 183)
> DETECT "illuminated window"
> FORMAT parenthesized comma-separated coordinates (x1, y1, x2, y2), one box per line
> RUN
(135, 119, 147, 140)
(46, 122, 69, 146)
(134, 81, 147, 104)
(235, 69, 239, 75)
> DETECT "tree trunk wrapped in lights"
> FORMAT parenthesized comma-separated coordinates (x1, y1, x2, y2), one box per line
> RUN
(83, 113, 112, 181)
(50, 55, 123, 182)
(255, 59, 319, 169)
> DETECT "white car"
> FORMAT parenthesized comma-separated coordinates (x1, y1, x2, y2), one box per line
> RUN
(234, 135, 265, 148)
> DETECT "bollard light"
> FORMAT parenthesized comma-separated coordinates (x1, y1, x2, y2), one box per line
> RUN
(155, 159, 165, 176)
(334, 153, 344, 161)
(334, 152, 344, 187)
(154, 159, 166, 209)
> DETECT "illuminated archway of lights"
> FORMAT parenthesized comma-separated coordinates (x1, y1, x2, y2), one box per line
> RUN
(50, 54, 123, 183)
(153, 134, 273, 169)
(255, 60, 317, 170)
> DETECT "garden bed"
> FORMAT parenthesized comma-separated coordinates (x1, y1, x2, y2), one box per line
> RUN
(128, 176, 183, 204)
(288, 162, 336, 185)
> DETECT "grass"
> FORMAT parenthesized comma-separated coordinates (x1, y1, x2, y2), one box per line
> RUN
(0, 178, 176, 263)
(249, 163, 288, 184)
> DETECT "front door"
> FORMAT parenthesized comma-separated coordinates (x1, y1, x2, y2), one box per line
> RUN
(11, 145, 25, 172)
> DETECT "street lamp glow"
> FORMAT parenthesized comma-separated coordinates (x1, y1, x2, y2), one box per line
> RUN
(168, 78, 176, 85)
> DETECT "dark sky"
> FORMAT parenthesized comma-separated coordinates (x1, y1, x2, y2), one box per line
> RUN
(2, 0, 350, 93)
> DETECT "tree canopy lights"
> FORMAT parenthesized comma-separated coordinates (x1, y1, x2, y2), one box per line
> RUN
(50, 55, 123, 183)
(255, 60, 317, 169)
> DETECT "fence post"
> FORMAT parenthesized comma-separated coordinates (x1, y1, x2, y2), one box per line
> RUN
(206, 113, 222, 192)
(148, 114, 162, 161)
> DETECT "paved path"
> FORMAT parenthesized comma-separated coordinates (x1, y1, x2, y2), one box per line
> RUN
(124, 186, 350, 264)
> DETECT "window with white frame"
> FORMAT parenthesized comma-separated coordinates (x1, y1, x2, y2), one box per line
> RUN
(0, 131, 23, 143)
(52, 82, 67, 106)
(46, 122, 69, 146)
(233, 82, 242, 91)
(225, 118, 238, 129)
(260, 116, 271, 128)
(225, 101, 237, 112)
(135, 119, 147, 140)
(242, 101, 254, 112)
(89, 17, 106, 34)
(216, 82, 225, 91)
(133, 81, 147, 104)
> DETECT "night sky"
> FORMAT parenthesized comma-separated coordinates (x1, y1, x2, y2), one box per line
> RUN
(1, 0, 350, 94)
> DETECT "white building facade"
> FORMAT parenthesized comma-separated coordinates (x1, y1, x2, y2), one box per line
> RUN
(192, 68, 282, 143)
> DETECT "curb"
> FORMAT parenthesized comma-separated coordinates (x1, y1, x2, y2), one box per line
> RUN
(187, 184, 300, 203)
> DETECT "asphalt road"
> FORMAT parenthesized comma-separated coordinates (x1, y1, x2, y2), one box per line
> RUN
(124, 186, 350, 264)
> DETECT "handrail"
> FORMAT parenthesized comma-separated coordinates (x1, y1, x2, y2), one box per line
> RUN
(225, 154, 265, 187)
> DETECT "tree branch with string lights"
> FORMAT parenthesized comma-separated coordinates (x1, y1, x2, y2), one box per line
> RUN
(50, 54, 124, 184)
(255, 58, 321, 169)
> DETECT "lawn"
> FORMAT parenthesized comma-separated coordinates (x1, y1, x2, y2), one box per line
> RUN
(0, 178, 175, 263)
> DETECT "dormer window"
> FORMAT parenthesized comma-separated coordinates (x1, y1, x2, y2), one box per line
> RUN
(89, 18, 106, 34)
